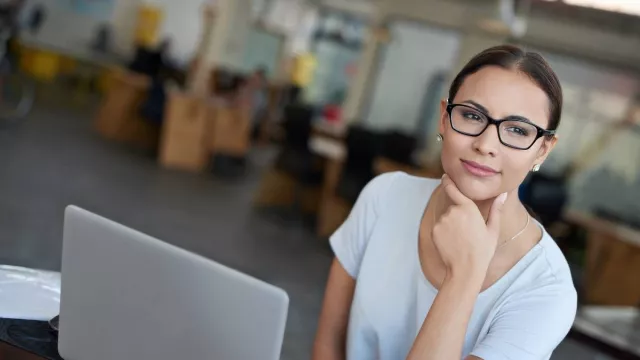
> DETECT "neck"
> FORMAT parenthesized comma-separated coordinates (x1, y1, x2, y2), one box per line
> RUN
(433, 186, 528, 242)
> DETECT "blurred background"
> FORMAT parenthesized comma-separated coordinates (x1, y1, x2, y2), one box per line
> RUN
(0, 0, 639, 359)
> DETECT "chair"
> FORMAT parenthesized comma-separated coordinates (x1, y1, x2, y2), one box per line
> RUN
(94, 68, 156, 150)
(335, 126, 382, 204)
(380, 130, 418, 166)
(254, 104, 323, 213)
(520, 172, 568, 226)
(274, 104, 322, 184)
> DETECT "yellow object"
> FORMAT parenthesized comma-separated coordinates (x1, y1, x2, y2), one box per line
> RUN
(135, 4, 164, 47)
(97, 68, 116, 94)
(20, 47, 61, 82)
(291, 53, 317, 87)
(59, 57, 77, 74)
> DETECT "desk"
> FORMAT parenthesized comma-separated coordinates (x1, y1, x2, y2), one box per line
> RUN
(0, 342, 45, 360)
(570, 306, 640, 360)
(309, 135, 442, 237)
(309, 135, 442, 177)
(19, 37, 124, 69)
(565, 210, 640, 306)
(0, 319, 60, 360)
(312, 121, 347, 140)
(309, 136, 345, 161)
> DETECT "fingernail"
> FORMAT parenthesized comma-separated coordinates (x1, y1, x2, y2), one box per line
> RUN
(499, 192, 508, 204)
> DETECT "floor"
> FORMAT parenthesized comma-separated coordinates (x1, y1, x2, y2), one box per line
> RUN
(0, 99, 611, 359)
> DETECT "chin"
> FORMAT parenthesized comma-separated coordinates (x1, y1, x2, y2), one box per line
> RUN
(449, 172, 502, 201)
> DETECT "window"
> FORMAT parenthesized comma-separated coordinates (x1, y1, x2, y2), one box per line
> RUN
(542, 0, 640, 17)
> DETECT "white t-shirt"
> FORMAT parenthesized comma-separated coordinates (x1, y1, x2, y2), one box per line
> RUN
(330, 172, 577, 360)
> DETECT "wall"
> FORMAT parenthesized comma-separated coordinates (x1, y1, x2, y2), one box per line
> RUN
(378, 0, 640, 72)
(320, 0, 377, 19)
(363, 21, 461, 133)
(22, 0, 211, 63)
(110, 0, 142, 55)
(22, 0, 125, 53)
(369, 0, 640, 220)
(536, 50, 640, 218)
(153, 0, 207, 63)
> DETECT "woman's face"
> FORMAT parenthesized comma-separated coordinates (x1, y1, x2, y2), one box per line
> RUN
(439, 66, 557, 201)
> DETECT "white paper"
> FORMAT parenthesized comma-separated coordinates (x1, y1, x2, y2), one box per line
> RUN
(0, 265, 60, 321)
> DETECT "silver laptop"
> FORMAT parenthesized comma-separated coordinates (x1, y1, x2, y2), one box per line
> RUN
(58, 206, 289, 360)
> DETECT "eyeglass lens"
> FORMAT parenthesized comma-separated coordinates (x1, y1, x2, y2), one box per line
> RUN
(450, 105, 539, 149)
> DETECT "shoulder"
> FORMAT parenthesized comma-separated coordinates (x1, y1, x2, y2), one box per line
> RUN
(536, 231, 576, 287)
(504, 231, 578, 321)
(360, 172, 440, 211)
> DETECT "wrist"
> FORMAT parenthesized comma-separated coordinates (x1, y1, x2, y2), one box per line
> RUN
(444, 265, 485, 291)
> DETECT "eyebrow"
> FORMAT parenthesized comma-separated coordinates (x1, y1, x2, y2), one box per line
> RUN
(461, 100, 489, 113)
(460, 100, 534, 124)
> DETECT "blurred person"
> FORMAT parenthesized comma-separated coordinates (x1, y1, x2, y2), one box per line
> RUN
(0, 0, 25, 69)
(313, 45, 576, 360)
(0, 0, 24, 31)
(129, 38, 174, 79)
(249, 66, 268, 139)
(234, 66, 268, 139)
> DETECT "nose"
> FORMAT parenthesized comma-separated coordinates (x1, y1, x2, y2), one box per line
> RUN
(472, 124, 501, 157)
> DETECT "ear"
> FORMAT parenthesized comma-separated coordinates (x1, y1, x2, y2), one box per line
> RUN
(534, 135, 558, 166)
(439, 99, 448, 135)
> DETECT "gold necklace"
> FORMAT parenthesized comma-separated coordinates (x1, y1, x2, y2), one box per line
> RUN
(498, 214, 530, 249)
(431, 189, 531, 249)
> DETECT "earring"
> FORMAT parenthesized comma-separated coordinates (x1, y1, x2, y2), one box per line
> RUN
(532, 164, 541, 172)
(436, 134, 443, 142)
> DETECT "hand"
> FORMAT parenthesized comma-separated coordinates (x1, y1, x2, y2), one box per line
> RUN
(432, 174, 507, 278)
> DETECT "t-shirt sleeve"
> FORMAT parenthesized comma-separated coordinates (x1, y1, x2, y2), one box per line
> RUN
(329, 172, 399, 279)
(470, 283, 577, 360)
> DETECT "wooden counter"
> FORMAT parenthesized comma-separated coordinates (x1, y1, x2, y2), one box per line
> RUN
(565, 210, 640, 306)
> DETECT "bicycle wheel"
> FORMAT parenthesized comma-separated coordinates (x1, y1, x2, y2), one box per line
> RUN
(0, 71, 35, 125)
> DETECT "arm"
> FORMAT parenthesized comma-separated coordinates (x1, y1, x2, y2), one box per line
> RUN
(314, 173, 398, 359)
(407, 175, 507, 360)
(406, 270, 484, 360)
(312, 259, 356, 360)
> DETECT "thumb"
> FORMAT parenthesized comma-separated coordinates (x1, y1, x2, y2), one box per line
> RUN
(486, 192, 507, 236)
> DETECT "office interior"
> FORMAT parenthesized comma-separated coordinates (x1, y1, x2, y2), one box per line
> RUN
(1, 0, 639, 359)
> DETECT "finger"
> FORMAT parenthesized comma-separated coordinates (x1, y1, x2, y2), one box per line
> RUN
(486, 192, 507, 235)
(441, 174, 472, 205)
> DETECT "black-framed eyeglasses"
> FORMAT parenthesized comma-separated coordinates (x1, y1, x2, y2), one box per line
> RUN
(446, 103, 556, 150)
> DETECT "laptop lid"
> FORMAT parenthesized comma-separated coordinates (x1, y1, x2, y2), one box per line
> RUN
(58, 206, 289, 360)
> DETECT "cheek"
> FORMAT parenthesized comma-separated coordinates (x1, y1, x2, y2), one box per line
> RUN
(502, 152, 537, 186)
(440, 132, 471, 159)
(439, 136, 467, 171)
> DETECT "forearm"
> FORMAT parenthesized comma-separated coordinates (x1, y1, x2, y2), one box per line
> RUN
(312, 338, 346, 360)
(406, 272, 483, 360)
(312, 259, 354, 360)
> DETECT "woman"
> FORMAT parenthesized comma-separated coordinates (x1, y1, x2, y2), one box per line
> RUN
(313, 45, 577, 360)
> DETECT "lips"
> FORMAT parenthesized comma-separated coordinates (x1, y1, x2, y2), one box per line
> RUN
(461, 160, 499, 177)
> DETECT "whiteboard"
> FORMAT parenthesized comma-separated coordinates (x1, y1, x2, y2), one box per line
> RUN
(364, 21, 461, 132)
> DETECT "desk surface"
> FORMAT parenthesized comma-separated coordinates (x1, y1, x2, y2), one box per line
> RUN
(312, 120, 347, 140)
(0, 342, 45, 360)
(565, 210, 640, 247)
(20, 36, 124, 68)
(572, 306, 640, 358)
(309, 136, 345, 160)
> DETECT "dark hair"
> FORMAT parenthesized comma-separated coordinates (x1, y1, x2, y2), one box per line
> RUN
(448, 45, 563, 131)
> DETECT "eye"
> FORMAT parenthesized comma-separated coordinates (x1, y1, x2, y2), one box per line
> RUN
(462, 111, 483, 122)
(505, 126, 530, 137)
